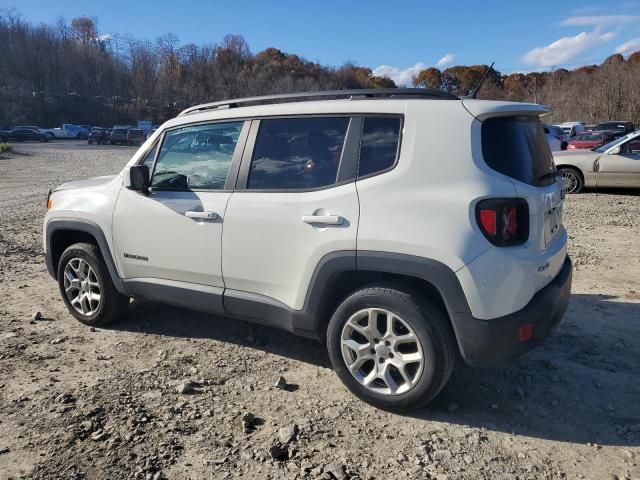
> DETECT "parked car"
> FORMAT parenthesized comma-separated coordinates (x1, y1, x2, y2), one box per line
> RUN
(7, 128, 49, 142)
(591, 121, 634, 139)
(543, 124, 567, 151)
(555, 122, 585, 140)
(554, 131, 640, 193)
(126, 128, 146, 146)
(0, 130, 11, 142)
(109, 128, 129, 145)
(40, 124, 89, 140)
(44, 89, 571, 411)
(88, 128, 109, 145)
(567, 131, 613, 150)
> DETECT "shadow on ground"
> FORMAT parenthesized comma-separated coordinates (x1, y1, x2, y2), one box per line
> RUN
(108, 293, 640, 447)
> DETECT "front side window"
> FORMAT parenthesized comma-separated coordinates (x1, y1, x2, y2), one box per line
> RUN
(151, 121, 243, 191)
(358, 116, 401, 177)
(247, 117, 349, 190)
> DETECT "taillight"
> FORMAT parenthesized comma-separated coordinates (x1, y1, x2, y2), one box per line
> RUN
(46, 189, 52, 209)
(476, 198, 529, 246)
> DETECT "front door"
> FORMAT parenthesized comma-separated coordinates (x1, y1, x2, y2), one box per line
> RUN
(112, 120, 248, 288)
(597, 137, 640, 187)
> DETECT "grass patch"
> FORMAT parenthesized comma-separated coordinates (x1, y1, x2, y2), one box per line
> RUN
(0, 143, 13, 154)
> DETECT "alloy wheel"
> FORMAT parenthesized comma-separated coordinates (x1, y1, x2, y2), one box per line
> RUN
(340, 308, 424, 395)
(561, 170, 579, 193)
(63, 258, 102, 316)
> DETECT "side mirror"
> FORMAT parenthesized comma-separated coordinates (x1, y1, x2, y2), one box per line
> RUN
(124, 165, 150, 192)
(608, 146, 621, 155)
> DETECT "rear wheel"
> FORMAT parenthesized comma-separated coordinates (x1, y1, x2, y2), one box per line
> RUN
(327, 283, 456, 412)
(57, 243, 129, 326)
(559, 167, 583, 194)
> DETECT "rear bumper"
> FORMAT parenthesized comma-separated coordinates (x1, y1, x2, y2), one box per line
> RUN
(451, 256, 572, 367)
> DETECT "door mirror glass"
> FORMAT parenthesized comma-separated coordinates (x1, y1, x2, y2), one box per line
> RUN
(126, 165, 150, 192)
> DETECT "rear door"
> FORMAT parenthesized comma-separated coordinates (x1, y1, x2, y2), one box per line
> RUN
(597, 137, 640, 187)
(221, 116, 360, 313)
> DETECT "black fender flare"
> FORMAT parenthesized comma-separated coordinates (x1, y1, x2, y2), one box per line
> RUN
(45, 218, 128, 295)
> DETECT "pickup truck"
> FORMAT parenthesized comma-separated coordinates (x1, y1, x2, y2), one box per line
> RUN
(40, 124, 90, 140)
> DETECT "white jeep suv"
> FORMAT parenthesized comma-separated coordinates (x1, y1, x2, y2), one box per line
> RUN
(44, 89, 572, 411)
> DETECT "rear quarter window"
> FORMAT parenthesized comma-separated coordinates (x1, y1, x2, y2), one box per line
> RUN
(481, 116, 556, 187)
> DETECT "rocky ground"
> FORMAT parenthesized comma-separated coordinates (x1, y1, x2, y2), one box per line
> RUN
(0, 141, 638, 480)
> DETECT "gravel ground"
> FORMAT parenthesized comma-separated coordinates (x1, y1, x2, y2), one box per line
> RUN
(0, 141, 639, 480)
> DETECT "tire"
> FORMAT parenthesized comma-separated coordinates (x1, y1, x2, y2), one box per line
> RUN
(57, 243, 129, 326)
(46, 133, 54, 141)
(327, 282, 457, 412)
(558, 167, 583, 194)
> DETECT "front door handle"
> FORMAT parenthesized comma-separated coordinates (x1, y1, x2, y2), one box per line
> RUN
(302, 214, 343, 225)
(185, 210, 219, 220)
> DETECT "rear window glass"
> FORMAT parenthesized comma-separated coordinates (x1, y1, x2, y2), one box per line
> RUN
(358, 116, 401, 177)
(481, 116, 556, 187)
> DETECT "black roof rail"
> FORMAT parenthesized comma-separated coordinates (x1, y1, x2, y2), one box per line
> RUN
(178, 88, 458, 116)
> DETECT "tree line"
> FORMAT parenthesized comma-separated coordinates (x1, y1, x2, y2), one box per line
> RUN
(1, 10, 639, 127)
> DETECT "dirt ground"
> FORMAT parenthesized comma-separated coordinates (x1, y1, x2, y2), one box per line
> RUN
(0, 141, 638, 480)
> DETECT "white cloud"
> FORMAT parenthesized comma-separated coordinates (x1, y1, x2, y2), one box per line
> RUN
(372, 62, 427, 87)
(98, 33, 112, 42)
(436, 53, 456, 68)
(522, 30, 615, 66)
(559, 15, 639, 27)
(615, 37, 640, 55)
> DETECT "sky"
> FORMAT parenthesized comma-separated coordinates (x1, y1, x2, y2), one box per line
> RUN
(4, 0, 640, 85)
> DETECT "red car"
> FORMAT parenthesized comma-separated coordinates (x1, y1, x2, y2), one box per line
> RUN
(567, 131, 612, 150)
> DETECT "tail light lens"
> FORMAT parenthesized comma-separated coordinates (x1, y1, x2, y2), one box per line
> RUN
(476, 198, 529, 246)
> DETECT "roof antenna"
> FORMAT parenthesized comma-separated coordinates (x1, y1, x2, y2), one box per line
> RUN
(467, 62, 495, 99)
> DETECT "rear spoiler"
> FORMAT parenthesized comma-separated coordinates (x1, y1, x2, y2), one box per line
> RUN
(462, 99, 550, 121)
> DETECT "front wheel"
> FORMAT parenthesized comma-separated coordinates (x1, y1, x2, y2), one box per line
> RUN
(57, 243, 129, 326)
(327, 283, 456, 412)
(558, 167, 583, 194)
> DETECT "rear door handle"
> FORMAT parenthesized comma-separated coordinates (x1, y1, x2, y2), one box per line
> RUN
(302, 214, 343, 225)
(185, 210, 218, 220)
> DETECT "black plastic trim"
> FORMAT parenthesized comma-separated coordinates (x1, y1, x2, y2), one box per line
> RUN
(451, 256, 572, 367)
(124, 278, 224, 314)
(45, 218, 129, 295)
(356, 251, 472, 314)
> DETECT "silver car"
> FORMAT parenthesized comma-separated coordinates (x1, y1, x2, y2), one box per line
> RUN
(554, 131, 640, 193)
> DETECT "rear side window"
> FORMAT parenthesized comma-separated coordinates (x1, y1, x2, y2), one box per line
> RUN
(248, 117, 349, 190)
(481, 116, 556, 187)
(358, 116, 401, 177)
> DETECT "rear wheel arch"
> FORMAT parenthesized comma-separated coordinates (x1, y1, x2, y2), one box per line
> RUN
(306, 252, 467, 353)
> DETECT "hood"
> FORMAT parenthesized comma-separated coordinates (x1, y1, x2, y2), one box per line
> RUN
(54, 175, 118, 192)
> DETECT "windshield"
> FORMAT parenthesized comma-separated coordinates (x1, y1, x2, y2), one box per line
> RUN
(594, 132, 638, 153)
